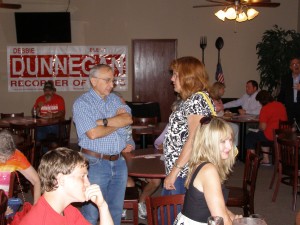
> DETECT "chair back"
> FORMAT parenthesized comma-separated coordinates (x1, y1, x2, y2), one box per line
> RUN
(145, 194, 184, 225)
(277, 135, 299, 179)
(133, 117, 158, 126)
(0, 189, 8, 225)
(279, 120, 294, 130)
(243, 151, 260, 204)
(58, 117, 72, 147)
(0, 112, 24, 119)
(126, 101, 161, 122)
(9, 123, 35, 166)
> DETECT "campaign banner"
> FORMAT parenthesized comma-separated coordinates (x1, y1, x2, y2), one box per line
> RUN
(7, 46, 128, 92)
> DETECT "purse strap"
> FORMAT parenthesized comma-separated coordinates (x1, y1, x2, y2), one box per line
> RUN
(15, 172, 26, 203)
(197, 91, 217, 116)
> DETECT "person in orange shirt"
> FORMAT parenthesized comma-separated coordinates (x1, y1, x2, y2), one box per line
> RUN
(0, 130, 41, 216)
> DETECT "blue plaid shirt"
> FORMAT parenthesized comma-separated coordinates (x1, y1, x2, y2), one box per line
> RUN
(72, 89, 131, 155)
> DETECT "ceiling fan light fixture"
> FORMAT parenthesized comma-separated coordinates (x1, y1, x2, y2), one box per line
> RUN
(236, 12, 247, 22)
(215, 9, 226, 21)
(225, 7, 237, 20)
(247, 8, 259, 20)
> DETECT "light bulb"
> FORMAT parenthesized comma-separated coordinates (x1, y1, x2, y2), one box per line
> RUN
(247, 8, 259, 20)
(236, 12, 247, 22)
(215, 10, 226, 21)
(225, 7, 237, 20)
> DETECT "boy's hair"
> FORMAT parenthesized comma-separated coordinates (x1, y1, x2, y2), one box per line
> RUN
(185, 117, 236, 187)
(38, 147, 88, 193)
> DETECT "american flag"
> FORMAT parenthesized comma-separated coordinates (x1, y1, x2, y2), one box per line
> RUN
(215, 62, 225, 83)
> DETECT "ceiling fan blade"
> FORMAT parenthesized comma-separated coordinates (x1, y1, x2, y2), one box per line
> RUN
(245, 2, 280, 7)
(0, 3, 21, 9)
(193, 4, 227, 8)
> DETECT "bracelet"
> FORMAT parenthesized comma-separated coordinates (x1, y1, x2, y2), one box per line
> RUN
(174, 162, 183, 170)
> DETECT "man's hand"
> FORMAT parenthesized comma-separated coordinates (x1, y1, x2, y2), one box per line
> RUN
(122, 144, 134, 153)
(117, 108, 127, 115)
(85, 184, 106, 208)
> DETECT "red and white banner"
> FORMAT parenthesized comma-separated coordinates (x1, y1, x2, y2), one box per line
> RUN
(7, 46, 128, 92)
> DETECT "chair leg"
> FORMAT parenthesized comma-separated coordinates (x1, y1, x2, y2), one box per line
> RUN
(272, 168, 282, 202)
(269, 163, 278, 189)
(293, 178, 297, 211)
(243, 205, 249, 217)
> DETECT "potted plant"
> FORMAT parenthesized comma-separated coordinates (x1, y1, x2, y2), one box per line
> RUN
(256, 25, 300, 97)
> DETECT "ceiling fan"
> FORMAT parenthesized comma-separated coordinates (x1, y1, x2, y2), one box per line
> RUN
(193, 0, 280, 9)
(0, 0, 21, 9)
(193, 0, 280, 22)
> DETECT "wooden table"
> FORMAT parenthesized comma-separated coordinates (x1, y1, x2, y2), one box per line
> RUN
(123, 148, 166, 178)
(223, 115, 259, 161)
(132, 122, 167, 149)
(0, 116, 64, 129)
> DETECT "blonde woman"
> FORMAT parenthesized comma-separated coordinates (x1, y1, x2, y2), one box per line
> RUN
(174, 117, 240, 225)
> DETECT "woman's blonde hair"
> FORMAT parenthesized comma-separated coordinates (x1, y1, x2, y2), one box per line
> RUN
(209, 82, 225, 100)
(170, 56, 209, 100)
(185, 117, 236, 187)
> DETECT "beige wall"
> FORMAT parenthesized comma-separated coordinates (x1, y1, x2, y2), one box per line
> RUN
(0, 0, 298, 140)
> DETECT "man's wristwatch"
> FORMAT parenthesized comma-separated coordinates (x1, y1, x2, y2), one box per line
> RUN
(103, 118, 108, 127)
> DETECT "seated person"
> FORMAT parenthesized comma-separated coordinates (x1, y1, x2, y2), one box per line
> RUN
(223, 80, 261, 115)
(174, 117, 241, 225)
(32, 80, 65, 152)
(0, 130, 41, 214)
(245, 90, 287, 164)
(20, 147, 113, 225)
(210, 82, 239, 147)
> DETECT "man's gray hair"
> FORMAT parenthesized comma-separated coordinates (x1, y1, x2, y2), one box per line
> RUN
(89, 64, 113, 79)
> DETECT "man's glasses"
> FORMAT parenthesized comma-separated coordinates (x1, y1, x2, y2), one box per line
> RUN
(200, 116, 212, 125)
(291, 63, 300, 67)
(93, 77, 117, 84)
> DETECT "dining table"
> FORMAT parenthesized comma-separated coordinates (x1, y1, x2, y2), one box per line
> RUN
(132, 122, 167, 149)
(223, 114, 259, 161)
(123, 148, 166, 178)
(0, 116, 65, 129)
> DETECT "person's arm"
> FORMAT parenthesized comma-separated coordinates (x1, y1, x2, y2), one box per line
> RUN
(164, 114, 203, 190)
(87, 108, 132, 140)
(85, 184, 113, 225)
(223, 96, 244, 109)
(199, 164, 234, 225)
(19, 166, 41, 204)
(154, 125, 168, 149)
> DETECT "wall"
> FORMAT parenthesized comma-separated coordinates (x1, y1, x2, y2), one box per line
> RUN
(0, 0, 298, 141)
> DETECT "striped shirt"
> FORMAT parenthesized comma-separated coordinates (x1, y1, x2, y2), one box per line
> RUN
(72, 89, 131, 155)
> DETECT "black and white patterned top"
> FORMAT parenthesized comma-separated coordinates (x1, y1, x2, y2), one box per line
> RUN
(163, 91, 215, 178)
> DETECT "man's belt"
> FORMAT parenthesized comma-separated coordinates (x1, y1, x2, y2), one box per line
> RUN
(81, 148, 120, 161)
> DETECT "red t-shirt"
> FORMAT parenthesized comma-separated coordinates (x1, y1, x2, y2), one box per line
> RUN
(33, 94, 65, 116)
(259, 101, 288, 140)
(19, 195, 90, 225)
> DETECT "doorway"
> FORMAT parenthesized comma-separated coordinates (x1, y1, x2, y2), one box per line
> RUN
(132, 39, 177, 122)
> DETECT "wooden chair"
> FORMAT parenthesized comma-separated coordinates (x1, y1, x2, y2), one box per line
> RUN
(57, 117, 72, 148)
(0, 189, 8, 225)
(9, 123, 36, 166)
(226, 151, 260, 216)
(145, 194, 185, 225)
(271, 134, 300, 210)
(0, 112, 24, 119)
(39, 117, 72, 153)
(121, 187, 139, 225)
(256, 120, 293, 165)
